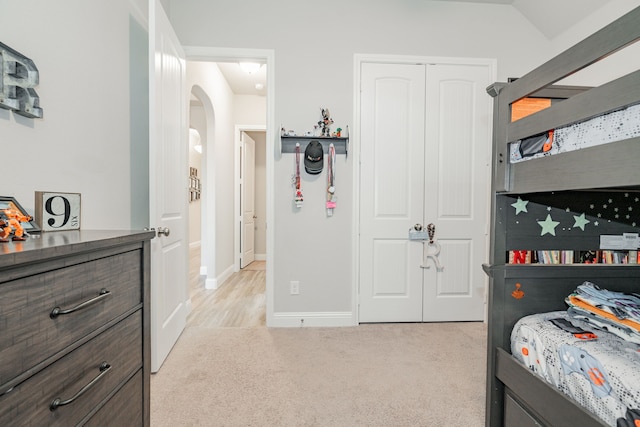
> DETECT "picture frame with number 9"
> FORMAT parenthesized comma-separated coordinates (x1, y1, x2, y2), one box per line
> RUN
(35, 191, 81, 231)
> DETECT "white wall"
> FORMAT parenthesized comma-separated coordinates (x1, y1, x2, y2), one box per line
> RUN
(188, 106, 204, 246)
(186, 61, 236, 283)
(167, 0, 638, 322)
(234, 95, 266, 126)
(550, 1, 640, 87)
(1, 0, 149, 230)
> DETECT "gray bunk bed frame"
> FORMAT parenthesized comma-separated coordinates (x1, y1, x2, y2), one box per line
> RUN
(485, 6, 640, 427)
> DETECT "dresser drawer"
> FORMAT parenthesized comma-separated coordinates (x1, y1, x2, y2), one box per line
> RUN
(0, 311, 142, 426)
(84, 370, 143, 427)
(0, 250, 142, 387)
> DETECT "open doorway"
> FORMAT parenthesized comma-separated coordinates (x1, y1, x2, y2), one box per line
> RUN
(237, 127, 266, 271)
(186, 55, 270, 328)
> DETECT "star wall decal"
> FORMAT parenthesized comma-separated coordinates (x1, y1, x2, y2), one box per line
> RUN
(511, 197, 529, 215)
(573, 213, 590, 231)
(538, 214, 560, 236)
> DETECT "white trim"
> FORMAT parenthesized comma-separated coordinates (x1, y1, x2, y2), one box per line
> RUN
(183, 46, 276, 328)
(199, 265, 207, 276)
(270, 312, 356, 328)
(354, 53, 496, 67)
(234, 124, 266, 273)
(205, 262, 235, 290)
(189, 240, 201, 249)
(184, 47, 268, 64)
(352, 54, 497, 325)
(217, 263, 235, 288)
(254, 253, 266, 261)
(205, 277, 218, 290)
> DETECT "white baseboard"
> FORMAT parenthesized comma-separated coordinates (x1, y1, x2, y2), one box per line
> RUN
(199, 266, 207, 276)
(205, 277, 217, 290)
(204, 264, 234, 290)
(269, 311, 356, 328)
(216, 264, 234, 287)
(255, 253, 266, 261)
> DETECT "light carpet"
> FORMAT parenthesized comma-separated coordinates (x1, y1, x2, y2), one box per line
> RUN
(151, 322, 486, 426)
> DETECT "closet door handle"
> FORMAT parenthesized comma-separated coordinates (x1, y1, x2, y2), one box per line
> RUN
(50, 288, 111, 319)
(49, 362, 111, 411)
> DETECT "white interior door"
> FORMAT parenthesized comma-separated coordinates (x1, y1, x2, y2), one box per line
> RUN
(422, 63, 491, 321)
(359, 63, 426, 322)
(359, 60, 491, 323)
(241, 132, 256, 268)
(149, 0, 188, 372)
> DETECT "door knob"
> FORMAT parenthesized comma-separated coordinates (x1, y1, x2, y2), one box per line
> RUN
(157, 227, 170, 237)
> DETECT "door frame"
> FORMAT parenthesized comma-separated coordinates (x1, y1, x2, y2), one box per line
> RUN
(184, 46, 276, 326)
(353, 54, 496, 323)
(235, 125, 266, 272)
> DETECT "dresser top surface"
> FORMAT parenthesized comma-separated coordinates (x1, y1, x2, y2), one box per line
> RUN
(0, 229, 155, 269)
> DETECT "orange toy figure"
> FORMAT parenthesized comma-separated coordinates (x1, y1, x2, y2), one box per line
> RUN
(0, 209, 33, 242)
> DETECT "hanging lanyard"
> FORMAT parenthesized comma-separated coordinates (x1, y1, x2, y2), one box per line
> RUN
(326, 143, 336, 216)
(294, 143, 303, 208)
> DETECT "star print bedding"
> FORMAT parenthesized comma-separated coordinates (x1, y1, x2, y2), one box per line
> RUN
(510, 103, 640, 163)
(511, 310, 640, 426)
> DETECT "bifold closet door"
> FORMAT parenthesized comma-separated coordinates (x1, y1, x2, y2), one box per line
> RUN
(359, 63, 426, 322)
(359, 61, 490, 323)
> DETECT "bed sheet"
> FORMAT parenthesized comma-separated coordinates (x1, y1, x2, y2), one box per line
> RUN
(510, 103, 640, 163)
(511, 311, 640, 426)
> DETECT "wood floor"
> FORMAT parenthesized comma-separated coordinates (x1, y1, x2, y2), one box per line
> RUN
(187, 246, 266, 328)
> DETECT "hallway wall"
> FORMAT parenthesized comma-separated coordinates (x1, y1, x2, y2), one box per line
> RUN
(186, 61, 235, 283)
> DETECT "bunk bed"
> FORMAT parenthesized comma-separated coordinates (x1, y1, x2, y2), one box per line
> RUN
(484, 6, 640, 427)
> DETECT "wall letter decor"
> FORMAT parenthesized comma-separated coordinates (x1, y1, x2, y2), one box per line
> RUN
(0, 42, 43, 118)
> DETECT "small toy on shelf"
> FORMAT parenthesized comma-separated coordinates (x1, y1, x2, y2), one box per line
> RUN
(317, 108, 334, 137)
(333, 128, 342, 138)
(0, 208, 33, 242)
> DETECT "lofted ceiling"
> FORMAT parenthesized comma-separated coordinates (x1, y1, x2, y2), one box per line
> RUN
(216, 0, 613, 95)
(432, 0, 613, 39)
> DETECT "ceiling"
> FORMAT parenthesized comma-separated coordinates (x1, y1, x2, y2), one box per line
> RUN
(216, 0, 611, 95)
(217, 61, 267, 97)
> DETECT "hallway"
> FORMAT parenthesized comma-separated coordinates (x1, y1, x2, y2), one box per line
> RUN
(188, 247, 266, 328)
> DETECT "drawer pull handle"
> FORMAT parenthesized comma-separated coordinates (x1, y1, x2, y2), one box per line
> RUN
(49, 361, 111, 411)
(50, 288, 111, 319)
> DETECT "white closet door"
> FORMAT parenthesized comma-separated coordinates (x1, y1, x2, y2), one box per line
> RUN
(359, 60, 491, 323)
(359, 63, 426, 323)
(422, 63, 491, 321)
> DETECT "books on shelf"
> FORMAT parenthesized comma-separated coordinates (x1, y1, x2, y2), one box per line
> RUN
(507, 250, 640, 264)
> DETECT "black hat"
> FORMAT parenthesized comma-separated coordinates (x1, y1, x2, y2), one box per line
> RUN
(304, 140, 324, 174)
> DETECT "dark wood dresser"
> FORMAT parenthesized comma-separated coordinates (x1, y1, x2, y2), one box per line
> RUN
(0, 230, 154, 426)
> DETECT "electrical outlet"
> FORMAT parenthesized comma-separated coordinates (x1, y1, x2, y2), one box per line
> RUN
(290, 280, 300, 295)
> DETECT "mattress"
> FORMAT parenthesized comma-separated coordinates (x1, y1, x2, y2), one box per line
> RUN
(510, 103, 640, 163)
(511, 311, 640, 426)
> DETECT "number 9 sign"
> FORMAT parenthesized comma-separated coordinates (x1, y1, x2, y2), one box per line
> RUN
(35, 192, 81, 231)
